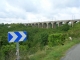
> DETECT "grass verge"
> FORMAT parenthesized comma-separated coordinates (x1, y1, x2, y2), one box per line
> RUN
(29, 38, 80, 60)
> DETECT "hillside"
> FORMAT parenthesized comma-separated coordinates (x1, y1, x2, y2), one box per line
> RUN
(0, 22, 80, 60)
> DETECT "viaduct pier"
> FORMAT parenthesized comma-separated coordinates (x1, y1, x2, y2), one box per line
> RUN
(24, 19, 80, 28)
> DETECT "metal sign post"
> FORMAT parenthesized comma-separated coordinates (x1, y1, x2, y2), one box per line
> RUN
(16, 42, 19, 60)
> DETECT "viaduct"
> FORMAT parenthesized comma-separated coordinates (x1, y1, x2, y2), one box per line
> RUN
(24, 19, 80, 28)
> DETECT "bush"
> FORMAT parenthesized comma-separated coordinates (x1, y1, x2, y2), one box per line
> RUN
(40, 32, 48, 46)
(32, 32, 49, 50)
(61, 24, 70, 31)
(57, 24, 70, 32)
(48, 33, 67, 47)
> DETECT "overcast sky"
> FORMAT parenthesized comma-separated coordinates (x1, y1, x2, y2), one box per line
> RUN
(0, 0, 80, 24)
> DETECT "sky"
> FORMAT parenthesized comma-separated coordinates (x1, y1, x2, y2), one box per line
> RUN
(0, 0, 80, 24)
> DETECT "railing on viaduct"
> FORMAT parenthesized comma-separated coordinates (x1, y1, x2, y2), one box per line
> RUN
(24, 19, 80, 28)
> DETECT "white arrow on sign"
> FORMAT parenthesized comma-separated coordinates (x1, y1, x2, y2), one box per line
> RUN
(9, 32, 18, 42)
(19, 32, 26, 41)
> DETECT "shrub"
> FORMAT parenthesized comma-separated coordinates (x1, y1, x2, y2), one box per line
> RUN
(32, 32, 49, 50)
(48, 33, 66, 47)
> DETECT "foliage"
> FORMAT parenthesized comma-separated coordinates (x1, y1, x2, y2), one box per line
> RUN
(39, 32, 48, 46)
(60, 24, 70, 31)
(29, 39, 80, 60)
(0, 22, 80, 60)
(39, 32, 49, 50)
(48, 33, 67, 47)
(68, 22, 80, 38)
(56, 24, 70, 32)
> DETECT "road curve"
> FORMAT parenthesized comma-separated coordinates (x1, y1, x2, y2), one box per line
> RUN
(61, 44, 80, 60)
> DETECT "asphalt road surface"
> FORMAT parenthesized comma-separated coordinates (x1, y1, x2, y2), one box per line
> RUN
(61, 44, 80, 60)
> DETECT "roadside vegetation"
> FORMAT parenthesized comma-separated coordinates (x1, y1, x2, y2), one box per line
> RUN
(0, 22, 80, 60)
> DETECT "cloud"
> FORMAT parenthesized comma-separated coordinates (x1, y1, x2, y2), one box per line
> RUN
(7, 0, 38, 13)
(50, 0, 80, 8)
(0, 0, 80, 23)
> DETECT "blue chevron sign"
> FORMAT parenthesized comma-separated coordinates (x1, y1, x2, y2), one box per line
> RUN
(8, 31, 27, 42)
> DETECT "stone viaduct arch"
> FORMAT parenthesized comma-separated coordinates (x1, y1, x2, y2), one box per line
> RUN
(24, 19, 80, 28)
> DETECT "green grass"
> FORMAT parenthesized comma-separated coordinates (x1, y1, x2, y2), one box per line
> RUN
(29, 38, 80, 60)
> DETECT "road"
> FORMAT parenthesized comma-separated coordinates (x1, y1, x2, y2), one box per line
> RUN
(61, 44, 80, 60)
